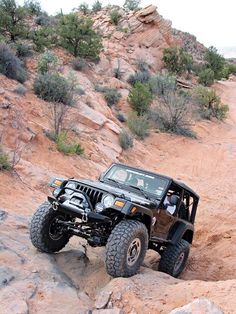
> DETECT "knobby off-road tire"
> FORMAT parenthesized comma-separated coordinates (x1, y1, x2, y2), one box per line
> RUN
(30, 201, 71, 253)
(158, 239, 190, 277)
(106, 220, 148, 278)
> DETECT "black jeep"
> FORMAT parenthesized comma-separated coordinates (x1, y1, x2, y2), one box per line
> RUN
(30, 163, 199, 278)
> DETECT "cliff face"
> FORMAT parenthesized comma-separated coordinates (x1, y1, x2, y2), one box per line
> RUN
(0, 5, 236, 314)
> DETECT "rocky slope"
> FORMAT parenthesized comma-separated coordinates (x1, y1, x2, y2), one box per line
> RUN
(0, 5, 236, 314)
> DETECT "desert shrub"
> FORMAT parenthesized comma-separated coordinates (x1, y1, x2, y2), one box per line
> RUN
(114, 67, 122, 79)
(72, 58, 87, 71)
(59, 13, 102, 59)
(92, 0, 102, 12)
(0, 0, 26, 41)
(56, 132, 84, 155)
(0, 44, 27, 83)
(14, 84, 27, 95)
(204, 46, 225, 80)
(37, 51, 59, 74)
(151, 93, 195, 137)
(119, 129, 133, 150)
(109, 10, 121, 25)
(198, 68, 215, 86)
(35, 13, 51, 26)
(94, 84, 108, 93)
(104, 88, 121, 106)
(127, 71, 150, 86)
(127, 112, 150, 139)
(136, 58, 149, 72)
(0, 146, 11, 170)
(194, 86, 229, 120)
(149, 73, 176, 96)
(79, 3, 90, 15)
(163, 46, 193, 74)
(34, 73, 73, 105)
(128, 82, 152, 115)
(24, 0, 41, 16)
(16, 43, 33, 58)
(227, 63, 236, 75)
(123, 0, 140, 11)
(116, 112, 126, 122)
(32, 26, 54, 51)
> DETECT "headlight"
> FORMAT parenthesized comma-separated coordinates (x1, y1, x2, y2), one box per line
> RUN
(102, 194, 115, 208)
(65, 182, 76, 194)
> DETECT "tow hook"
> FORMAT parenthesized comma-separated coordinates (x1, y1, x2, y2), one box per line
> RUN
(81, 212, 88, 223)
(52, 201, 58, 211)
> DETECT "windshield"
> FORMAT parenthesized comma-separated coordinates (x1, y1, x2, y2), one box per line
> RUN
(103, 164, 169, 199)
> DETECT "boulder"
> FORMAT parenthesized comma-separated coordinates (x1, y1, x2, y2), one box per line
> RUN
(170, 298, 224, 314)
(77, 103, 107, 130)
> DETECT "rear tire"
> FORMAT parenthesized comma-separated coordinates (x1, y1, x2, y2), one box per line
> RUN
(30, 201, 71, 253)
(158, 239, 190, 277)
(106, 220, 148, 277)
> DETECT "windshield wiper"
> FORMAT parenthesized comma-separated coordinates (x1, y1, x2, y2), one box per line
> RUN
(128, 185, 151, 200)
(105, 178, 122, 189)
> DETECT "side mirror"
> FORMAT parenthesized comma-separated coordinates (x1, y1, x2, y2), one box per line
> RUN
(169, 195, 179, 206)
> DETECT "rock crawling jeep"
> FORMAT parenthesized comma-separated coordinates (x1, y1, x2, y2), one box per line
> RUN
(30, 163, 199, 278)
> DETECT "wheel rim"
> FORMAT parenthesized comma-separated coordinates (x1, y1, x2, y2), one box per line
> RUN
(173, 252, 185, 274)
(49, 215, 64, 240)
(127, 238, 141, 266)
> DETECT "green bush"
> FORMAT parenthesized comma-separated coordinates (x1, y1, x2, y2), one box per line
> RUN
(150, 93, 195, 138)
(14, 84, 27, 95)
(37, 51, 59, 74)
(34, 73, 73, 105)
(127, 71, 150, 86)
(149, 73, 176, 96)
(16, 43, 33, 58)
(56, 132, 84, 155)
(204, 46, 225, 80)
(123, 0, 140, 11)
(0, 44, 27, 83)
(59, 14, 102, 59)
(127, 112, 150, 139)
(79, 3, 90, 15)
(194, 86, 229, 120)
(72, 58, 87, 71)
(128, 82, 152, 115)
(119, 129, 133, 150)
(0, 147, 11, 170)
(109, 10, 121, 25)
(163, 46, 193, 74)
(32, 26, 54, 51)
(198, 68, 215, 86)
(104, 88, 121, 106)
(0, 0, 26, 41)
(92, 0, 102, 12)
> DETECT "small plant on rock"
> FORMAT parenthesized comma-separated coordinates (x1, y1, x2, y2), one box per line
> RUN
(127, 112, 150, 140)
(0, 146, 11, 171)
(128, 82, 152, 115)
(56, 132, 84, 155)
(119, 129, 133, 150)
(37, 50, 59, 74)
(104, 88, 121, 106)
(109, 9, 121, 25)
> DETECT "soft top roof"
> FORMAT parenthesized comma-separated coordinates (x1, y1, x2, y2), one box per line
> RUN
(109, 163, 199, 199)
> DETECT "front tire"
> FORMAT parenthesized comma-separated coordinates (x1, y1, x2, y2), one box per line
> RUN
(158, 239, 190, 277)
(30, 201, 71, 253)
(105, 220, 148, 278)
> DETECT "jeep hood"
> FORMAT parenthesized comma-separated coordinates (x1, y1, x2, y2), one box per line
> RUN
(70, 179, 159, 207)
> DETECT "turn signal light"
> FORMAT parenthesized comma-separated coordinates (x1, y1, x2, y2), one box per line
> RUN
(114, 200, 125, 208)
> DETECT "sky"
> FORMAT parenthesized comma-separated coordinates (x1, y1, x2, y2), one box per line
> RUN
(18, 0, 236, 52)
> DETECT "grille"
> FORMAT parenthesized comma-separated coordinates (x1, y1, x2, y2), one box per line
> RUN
(75, 183, 104, 208)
